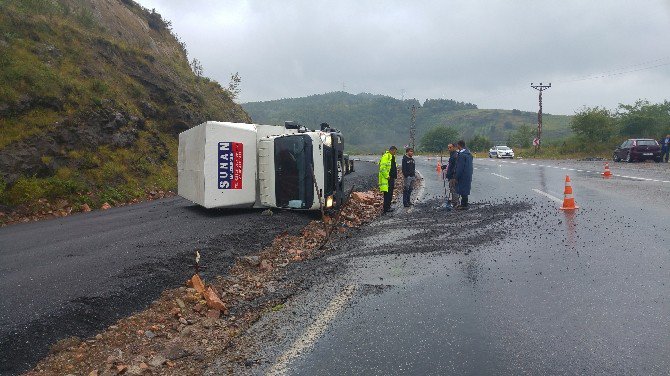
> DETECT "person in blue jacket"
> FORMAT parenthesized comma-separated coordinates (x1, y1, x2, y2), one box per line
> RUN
(454, 140, 473, 210)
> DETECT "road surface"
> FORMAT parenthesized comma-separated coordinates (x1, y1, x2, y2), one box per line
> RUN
(0, 163, 377, 376)
(212, 157, 670, 375)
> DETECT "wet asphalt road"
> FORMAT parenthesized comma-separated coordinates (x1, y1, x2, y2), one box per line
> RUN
(233, 157, 670, 375)
(0, 164, 376, 376)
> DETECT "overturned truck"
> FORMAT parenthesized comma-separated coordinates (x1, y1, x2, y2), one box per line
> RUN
(178, 121, 345, 210)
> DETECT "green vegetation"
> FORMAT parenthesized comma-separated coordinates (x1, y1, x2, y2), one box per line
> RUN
(242, 92, 572, 153)
(545, 100, 670, 159)
(468, 135, 492, 152)
(0, 0, 249, 216)
(420, 126, 459, 152)
(506, 124, 535, 149)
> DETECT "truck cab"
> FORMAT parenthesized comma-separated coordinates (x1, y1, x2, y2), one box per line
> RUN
(178, 121, 345, 210)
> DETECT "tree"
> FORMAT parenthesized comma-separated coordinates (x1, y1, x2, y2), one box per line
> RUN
(227, 72, 242, 100)
(468, 135, 492, 152)
(420, 126, 459, 152)
(617, 100, 670, 138)
(190, 58, 203, 77)
(506, 124, 534, 148)
(570, 106, 617, 143)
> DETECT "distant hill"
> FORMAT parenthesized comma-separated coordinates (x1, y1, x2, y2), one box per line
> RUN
(243, 92, 572, 152)
(0, 0, 249, 215)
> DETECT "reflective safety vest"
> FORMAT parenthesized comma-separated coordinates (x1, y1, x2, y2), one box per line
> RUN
(378, 151, 392, 192)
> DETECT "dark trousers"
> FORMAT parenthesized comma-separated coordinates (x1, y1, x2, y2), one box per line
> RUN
(383, 178, 395, 211)
(663, 148, 669, 162)
(403, 176, 415, 206)
(461, 195, 469, 207)
(448, 179, 460, 207)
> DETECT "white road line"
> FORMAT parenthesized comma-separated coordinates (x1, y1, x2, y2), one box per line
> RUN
(267, 285, 357, 376)
(480, 159, 670, 184)
(491, 173, 510, 180)
(532, 188, 563, 203)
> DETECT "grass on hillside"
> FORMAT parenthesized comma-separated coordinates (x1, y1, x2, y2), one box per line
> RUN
(0, 0, 248, 218)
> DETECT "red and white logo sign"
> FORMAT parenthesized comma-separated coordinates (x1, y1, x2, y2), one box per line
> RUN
(218, 142, 243, 189)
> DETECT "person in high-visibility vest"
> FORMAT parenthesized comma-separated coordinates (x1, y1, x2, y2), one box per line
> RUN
(379, 146, 398, 213)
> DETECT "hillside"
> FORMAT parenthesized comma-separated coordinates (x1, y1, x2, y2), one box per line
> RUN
(242, 92, 572, 152)
(0, 0, 249, 221)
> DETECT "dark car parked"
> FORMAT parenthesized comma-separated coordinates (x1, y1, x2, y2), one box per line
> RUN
(613, 139, 662, 162)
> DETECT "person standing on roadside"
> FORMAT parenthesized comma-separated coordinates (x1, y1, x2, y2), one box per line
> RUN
(660, 134, 670, 163)
(454, 140, 473, 210)
(379, 146, 398, 213)
(444, 143, 460, 209)
(402, 147, 416, 207)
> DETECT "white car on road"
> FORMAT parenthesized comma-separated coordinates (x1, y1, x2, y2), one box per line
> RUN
(489, 145, 515, 159)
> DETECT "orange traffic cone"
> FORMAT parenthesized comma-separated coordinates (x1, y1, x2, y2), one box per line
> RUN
(559, 175, 579, 210)
(602, 162, 612, 178)
(436, 160, 441, 174)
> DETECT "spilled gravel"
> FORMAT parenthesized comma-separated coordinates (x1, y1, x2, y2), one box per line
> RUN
(0, 162, 378, 376)
(206, 196, 533, 375)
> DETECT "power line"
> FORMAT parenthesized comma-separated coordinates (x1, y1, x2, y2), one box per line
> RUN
(474, 56, 670, 102)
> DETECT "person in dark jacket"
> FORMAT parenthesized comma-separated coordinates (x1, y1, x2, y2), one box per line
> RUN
(443, 143, 460, 209)
(401, 147, 416, 207)
(454, 140, 473, 210)
(661, 134, 670, 162)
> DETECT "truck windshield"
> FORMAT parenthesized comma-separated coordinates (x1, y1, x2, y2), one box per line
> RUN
(274, 135, 314, 209)
(323, 144, 335, 197)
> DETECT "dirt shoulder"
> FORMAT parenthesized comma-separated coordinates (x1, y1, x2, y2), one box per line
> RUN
(17, 162, 386, 376)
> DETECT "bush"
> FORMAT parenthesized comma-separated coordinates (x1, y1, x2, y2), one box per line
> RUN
(468, 135, 492, 152)
(420, 125, 460, 152)
(3, 177, 47, 206)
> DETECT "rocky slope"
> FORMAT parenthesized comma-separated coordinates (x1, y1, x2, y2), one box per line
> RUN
(0, 0, 250, 222)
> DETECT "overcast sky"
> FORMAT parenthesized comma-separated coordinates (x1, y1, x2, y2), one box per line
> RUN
(136, 0, 670, 115)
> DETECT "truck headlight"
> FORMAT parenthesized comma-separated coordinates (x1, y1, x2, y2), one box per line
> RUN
(325, 195, 334, 208)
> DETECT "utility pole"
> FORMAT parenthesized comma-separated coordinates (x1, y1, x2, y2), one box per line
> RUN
(530, 82, 551, 152)
(409, 104, 417, 150)
(401, 89, 406, 101)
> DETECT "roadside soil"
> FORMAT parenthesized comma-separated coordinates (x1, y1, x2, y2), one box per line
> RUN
(0, 190, 176, 227)
(20, 162, 390, 376)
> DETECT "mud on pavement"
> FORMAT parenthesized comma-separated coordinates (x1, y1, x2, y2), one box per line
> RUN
(15, 161, 380, 376)
(205, 198, 532, 375)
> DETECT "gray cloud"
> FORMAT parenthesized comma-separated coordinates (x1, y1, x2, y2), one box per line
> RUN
(137, 0, 670, 114)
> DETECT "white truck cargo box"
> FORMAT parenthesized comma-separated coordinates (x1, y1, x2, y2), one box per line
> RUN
(178, 121, 258, 208)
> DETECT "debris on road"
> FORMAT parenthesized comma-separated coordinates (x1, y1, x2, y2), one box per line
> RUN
(25, 182, 398, 376)
(0, 189, 176, 227)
